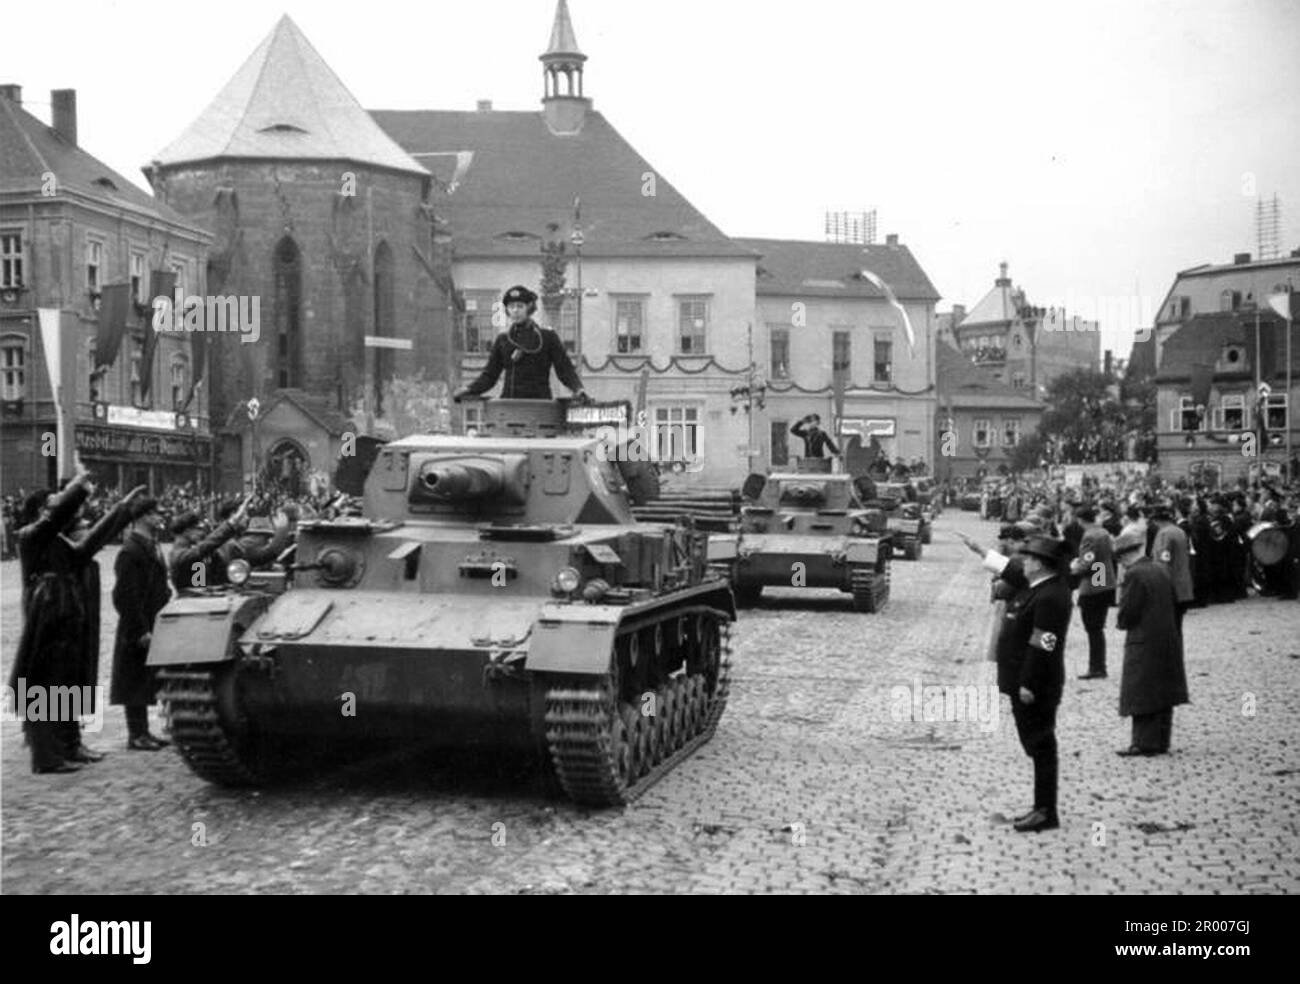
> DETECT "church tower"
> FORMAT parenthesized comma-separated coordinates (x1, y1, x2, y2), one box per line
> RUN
(541, 0, 590, 135)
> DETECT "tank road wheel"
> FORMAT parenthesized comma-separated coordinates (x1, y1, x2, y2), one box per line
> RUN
(851, 566, 888, 613)
(158, 662, 270, 787)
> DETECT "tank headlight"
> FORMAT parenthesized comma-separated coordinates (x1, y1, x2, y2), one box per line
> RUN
(227, 558, 251, 586)
(552, 566, 582, 595)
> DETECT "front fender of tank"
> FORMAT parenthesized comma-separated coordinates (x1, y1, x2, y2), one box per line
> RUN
(147, 593, 273, 667)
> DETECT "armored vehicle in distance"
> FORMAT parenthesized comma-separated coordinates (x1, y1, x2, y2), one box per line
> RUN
(708, 466, 891, 612)
(148, 399, 735, 807)
(873, 482, 929, 559)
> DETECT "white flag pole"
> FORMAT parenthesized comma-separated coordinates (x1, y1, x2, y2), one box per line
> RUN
(37, 308, 71, 481)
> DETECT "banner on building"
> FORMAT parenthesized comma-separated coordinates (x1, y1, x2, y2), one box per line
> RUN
(94, 283, 132, 370)
(141, 270, 177, 402)
(37, 308, 73, 479)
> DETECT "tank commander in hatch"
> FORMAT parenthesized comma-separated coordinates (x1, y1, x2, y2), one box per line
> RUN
(453, 285, 587, 402)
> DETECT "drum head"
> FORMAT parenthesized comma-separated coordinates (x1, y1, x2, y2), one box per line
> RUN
(1248, 523, 1288, 566)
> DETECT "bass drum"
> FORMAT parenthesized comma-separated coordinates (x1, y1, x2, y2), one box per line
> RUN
(1247, 522, 1289, 567)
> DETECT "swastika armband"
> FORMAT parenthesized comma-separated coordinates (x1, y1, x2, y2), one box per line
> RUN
(1029, 628, 1058, 652)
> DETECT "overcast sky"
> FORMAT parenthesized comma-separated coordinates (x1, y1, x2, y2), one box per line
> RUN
(7, 0, 1298, 360)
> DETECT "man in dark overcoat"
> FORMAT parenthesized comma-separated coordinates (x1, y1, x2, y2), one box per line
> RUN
(8, 470, 144, 772)
(1070, 504, 1116, 679)
(1113, 529, 1189, 756)
(110, 496, 173, 750)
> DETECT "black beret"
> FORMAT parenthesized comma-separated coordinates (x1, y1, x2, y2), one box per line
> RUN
(502, 284, 538, 307)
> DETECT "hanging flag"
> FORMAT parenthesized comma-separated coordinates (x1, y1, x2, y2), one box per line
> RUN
(1267, 289, 1297, 321)
(38, 308, 72, 479)
(180, 334, 208, 414)
(94, 283, 132, 371)
(140, 270, 177, 403)
(859, 267, 916, 357)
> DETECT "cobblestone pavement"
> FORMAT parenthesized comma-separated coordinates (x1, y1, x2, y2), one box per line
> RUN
(3, 511, 1298, 894)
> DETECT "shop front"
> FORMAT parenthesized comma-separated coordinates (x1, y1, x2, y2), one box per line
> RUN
(75, 418, 212, 494)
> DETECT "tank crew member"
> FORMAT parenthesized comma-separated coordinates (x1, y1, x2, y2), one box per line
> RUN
(217, 508, 293, 574)
(9, 468, 146, 772)
(994, 535, 1072, 832)
(110, 496, 173, 750)
(1113, 528, 1188, 755)
(790, 414, 839, 458)
(168, 496, 250, 593)
(1071, 504, 1116, 680)
(453, 286, 586, 402)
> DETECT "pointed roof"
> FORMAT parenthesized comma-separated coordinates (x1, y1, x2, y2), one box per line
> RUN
(150, 16, 427, 177)
(544, 0, 584, 59)
(960, 262, 1020, 327)
(936, 341, 1042, 409)
(0, 93, 204, 233)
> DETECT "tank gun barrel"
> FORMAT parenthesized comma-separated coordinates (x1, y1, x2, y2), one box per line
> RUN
(419, 461, 506, 499)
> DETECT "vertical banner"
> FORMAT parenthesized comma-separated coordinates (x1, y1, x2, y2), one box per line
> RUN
(94, 283, 132, 370)
(37, 307, 73, 480)
(142, 270, 177, 403)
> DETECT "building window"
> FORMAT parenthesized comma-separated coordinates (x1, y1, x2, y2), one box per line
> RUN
(828, 330, 850, 377)
(86, 238, 103, 291)
(170, 354, 190, 409)
(1, 232, 23, 288)
(677, 297, 709, 354)
(272, 239, 300, 389)
(654, 405, 701, 462)
(770, 419, 789, 467)
(973, 418, 991, 449)
(463, 290, 501, 355)
(1265, 393, 1288, 431)
(86, 337, 99, 400)
(1174, 395, 1202, 432)
(873, 337, 892, 383)
(1219, 289, 1241, 312)
(1218, 394, 1245, 430)
(130, 251, 147, 305)
(171, 259, 189, 297)
(1012, 333, 1023, 350)
(553, 296, 579, 354)
(769, 325, 789, 378)
(1012, 372, 1026, 389)
(1, 334, 26, 400)
(613, 296, 644, 354)
(1002, 418, 1021, 447)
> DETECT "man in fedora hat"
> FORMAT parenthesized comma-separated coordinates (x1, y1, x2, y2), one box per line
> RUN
(1113, 528, 1188, 755)
(110, 495, 173, 750)
(453, 285, 587, 402)
(998, 534, 1072, 832)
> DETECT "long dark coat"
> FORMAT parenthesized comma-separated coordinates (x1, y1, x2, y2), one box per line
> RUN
(8, 485, 130, 709)
(1115, 558, 1189, 717)
(110, 530, 172, 706)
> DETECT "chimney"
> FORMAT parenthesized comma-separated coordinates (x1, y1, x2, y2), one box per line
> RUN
(51, 89, 77, 145)
(885, 233, 899, 246)
(476, 99, 493, 112)
(1104, 349, 1113, 376)
(953, 303, 967, 323)
(0, 84, 20, 105)
(1233, 252, 1251, 265)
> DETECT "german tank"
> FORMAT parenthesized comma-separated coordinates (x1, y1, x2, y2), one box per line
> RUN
(873, 481, 928, 560)
(147, 399, 735, 807)
(707, 462, 891, 611)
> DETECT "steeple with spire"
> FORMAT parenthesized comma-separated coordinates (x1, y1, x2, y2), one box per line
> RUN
(540, 0, 590, 135)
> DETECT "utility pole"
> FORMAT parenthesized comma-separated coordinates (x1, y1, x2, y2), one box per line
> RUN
(747, 321, 755, 475)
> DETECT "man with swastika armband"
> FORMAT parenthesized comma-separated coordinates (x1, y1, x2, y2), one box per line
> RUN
(994, 536, 1073, 832)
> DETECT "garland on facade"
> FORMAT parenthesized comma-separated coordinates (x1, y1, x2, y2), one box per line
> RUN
(579, 353, 934, 396)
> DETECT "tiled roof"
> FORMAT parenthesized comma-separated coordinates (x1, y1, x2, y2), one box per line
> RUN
(370, 109, 755, 259)
(150, 16, 427, 177)
(936, 341, 1042, 409)
(736, 238, 940, 301)
(1156, 311, 1297, 383)
(0, 94, 201, 231)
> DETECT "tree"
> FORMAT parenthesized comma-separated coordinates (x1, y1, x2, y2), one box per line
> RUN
(1007, 431, 1048, 474)
(539, 222, 569, 320)
(1037, 366, 1147, 464)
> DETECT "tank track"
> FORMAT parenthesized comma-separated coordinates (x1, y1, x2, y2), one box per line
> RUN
(544, 616, 732, 807)
(157, 667, 264, 787)
(850, 561, 890, 613)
